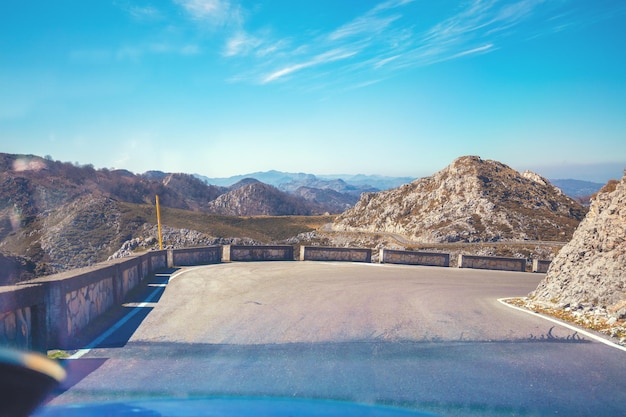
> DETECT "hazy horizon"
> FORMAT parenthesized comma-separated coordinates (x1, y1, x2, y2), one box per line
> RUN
(9, 151, 622, 184)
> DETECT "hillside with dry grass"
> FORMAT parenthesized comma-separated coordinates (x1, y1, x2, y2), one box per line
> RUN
(0, 153, 336, 281)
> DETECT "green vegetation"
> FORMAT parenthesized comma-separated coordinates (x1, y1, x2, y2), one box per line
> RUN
(47, 350, 70, 360)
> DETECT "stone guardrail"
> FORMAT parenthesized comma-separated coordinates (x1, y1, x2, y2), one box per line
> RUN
(0, 247, 207, 352)
(228, 245, 294, 262)
(532, 259, 551, 273)
(458, 254, 526, 272)
(0, 284, 46, 351)
(171, 246, 222, 266)
(300, 246, 372, 263)
(1, 244, 551, 352)
(380, 249, 450, 267)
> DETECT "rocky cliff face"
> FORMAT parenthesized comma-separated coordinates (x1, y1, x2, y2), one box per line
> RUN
(530, 174, 626, 315)
(333, 156, 587, 243)
(292, 186, 358, 214)
(0, 253, 38, 285)
(206, 182, 313, 216)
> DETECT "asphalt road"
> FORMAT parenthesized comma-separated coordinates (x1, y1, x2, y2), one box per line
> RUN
(45, 262, 626, 417)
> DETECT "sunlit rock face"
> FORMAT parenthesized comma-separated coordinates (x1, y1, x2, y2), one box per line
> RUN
(332, 155, 586, 243)
(530, 173, 626, 315)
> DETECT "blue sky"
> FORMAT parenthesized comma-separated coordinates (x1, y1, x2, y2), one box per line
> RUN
(1, 0, 625, 182)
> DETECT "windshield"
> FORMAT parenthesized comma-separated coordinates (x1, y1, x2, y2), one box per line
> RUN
(1, 1, 626, 417)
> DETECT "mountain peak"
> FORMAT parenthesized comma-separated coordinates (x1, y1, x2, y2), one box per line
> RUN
(333, 156, 587, 243)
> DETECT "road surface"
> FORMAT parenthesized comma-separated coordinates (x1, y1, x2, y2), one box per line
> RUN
(44, 262, 626, 417)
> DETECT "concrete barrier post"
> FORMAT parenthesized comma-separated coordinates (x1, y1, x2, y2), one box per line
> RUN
(459, 254, 526, 272)
(44, 280, 66, 349)
(0, 285, 46, 352)
(300, 246, 372, 263)
(171, 246, 222, 266)
(532, 259, 551, 273)
(230, 245, 294, 262)
(148, 250, 168, 272)
(381, 249, 450, 267)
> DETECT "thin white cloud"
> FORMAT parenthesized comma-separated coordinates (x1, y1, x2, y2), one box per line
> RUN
(392, 0, 545, 70)
(329, 14, 402, 41)
(447, 44, 495, 60)
(127, 5, 162, 21)
(263, 49, 358, 83)
(374, 55, 401, 69)
(174, 0, 230, 21)
(213, 0, 622, 89)
(223, 30, 262, 57)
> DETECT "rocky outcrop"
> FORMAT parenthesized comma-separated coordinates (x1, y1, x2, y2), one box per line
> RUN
(332, 156, 586, 243)
(291, 186, 358, 214)
(530, 174, 626, 317)
(206, 182, 312, 216)
(0, 253, 38, 285)
(39, 196, 125, 271)
(107, 224, 261, 260)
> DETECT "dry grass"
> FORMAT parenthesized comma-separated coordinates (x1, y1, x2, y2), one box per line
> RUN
(119, 202, 336, 243)
(505, 298, 626, 343)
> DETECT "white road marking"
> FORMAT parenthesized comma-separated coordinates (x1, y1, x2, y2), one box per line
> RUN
(68, 269, 186, 359)
(498, 298, 626, 353)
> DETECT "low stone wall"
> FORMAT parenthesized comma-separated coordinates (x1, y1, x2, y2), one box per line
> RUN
(458, 254, 526, 272)
(171, 246, 222, 266)
(0, 250, 168, 351)
(230, 245, 294, 262)
(148, 250, 168, 271)
(380, 249, 450, 267)
(0, 285, 46, 351)
(532, 259, 551, 273)
(300, 246, 372, 263)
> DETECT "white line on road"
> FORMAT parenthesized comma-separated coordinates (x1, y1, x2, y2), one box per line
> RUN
(68, 269, 186, 359)
(498, 298, 626, 353)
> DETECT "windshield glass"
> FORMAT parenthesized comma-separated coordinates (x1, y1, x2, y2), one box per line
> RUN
(1, 1, 626, 417)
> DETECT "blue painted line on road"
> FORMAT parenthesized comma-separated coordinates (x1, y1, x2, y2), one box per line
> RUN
(68, 269, 186, 359)
(498, 298, 626, 353)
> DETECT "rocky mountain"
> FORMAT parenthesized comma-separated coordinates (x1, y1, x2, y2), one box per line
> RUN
(529, 174, 626, 315)
(291, 186, 359, 214)
(197, 170, 317, 188)
(550, 179, 604, 201)
(196, 170, 407, 196)
(228, 178, 264, 191)
(206, 182, 313, 216)
(0, 252, 39, 285)
(278, 177, 378, 197)
(0, 153, 322, 279)
(317, 173, 415, 191)
(332, 156, 587, 243)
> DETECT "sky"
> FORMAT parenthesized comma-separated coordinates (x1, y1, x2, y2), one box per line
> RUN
(1, 0, 625, 182)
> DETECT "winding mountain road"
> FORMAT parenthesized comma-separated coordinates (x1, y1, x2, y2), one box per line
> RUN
(46, 262, 626, 417)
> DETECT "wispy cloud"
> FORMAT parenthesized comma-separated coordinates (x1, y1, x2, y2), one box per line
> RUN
(126, 5, 163, 22)
(263, 49, 358, 84)
(448, 43, 496, 60)
(174, 0, 230, 22)
(168, 0, 623, 89)
(223, 31, 261, 56)
(329, 14, 402, 41)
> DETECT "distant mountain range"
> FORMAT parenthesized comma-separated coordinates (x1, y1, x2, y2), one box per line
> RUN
(195, 171, 414, 195)
(196, 170, 603, 201)
(0, 152, 609, 281)
(549, 179, 605, 199)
